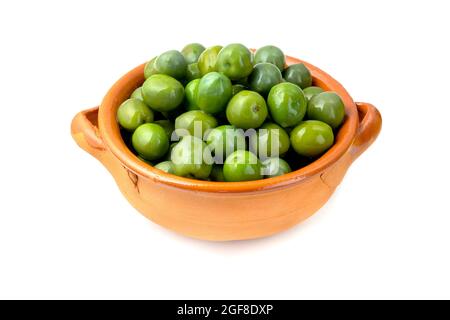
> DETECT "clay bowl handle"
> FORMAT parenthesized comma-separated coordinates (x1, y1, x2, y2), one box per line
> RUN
(350, 102, 382, 161)
(71, 107, 106, 161)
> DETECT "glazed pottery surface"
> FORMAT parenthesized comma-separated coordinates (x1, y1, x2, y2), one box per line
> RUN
(71, 55, 382, 241)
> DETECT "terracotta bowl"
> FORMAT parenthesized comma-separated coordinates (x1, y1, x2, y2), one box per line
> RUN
(71, 55, 382, 241)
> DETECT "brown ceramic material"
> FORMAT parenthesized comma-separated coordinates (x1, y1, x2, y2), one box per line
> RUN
(71, 55, 382, 241)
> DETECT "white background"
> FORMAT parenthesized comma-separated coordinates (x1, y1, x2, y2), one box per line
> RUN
(1, 0, 449, 300)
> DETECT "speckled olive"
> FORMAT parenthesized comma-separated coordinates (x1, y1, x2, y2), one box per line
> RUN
(198, 45, 222, 76)
(171, 135, 213, 179)
(283, 63, 312, 89)
(181, 43, 205, 64)
(216, 44, 253, 80)
(226, 90, 268, 129)
(206, 125, 246, 162)
(144, 56, 157, 79)
(153, 119, 175, 139)
(142, 74, 184, 112)
(117, 98, 154, 131)
(267, 82, 307, 128)
(174, 110, 218, 139)
(185, 79, 200, 111)
(223, 150, 262, 182)
(132, 123, 169, 161)
(254, 45, 285, 71)
(249, 122, 290, 159)
(154, 160, 175, 174)
(130, 87, 144, 101)
(303, 86, 324, 101)
(248, 63, 282, 95)
(262, 157, 292, 178)
(290, 120, 334, 157)
(186, 63, 201, 81)
(307, 92, 345, 129)
(195, 72, 232, 114)
(154, 50, 187, 80)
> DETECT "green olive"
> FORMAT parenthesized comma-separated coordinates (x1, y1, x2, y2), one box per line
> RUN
(117, 98, 154, 131)
(195, 72, 232, 114)
(283, 63, 312, 89)
(130, 87, 144, 101)
(262, 157, 292, 178)
(303, 86, 324, 101)
(175, 110, 218, 139)
(144, 56, 158, 79)
(154, 160, 175, 174)
(307, 92, 345, 129)
(216, 43, 253, 80)
(254, 45, 285, 71)
(181, 43, 206, 64)
(132, 123, 169, 161)
(249, 122, 290, 159)
(185, 79, 200, 111)
(206, 125, 246, 162)
(223, 150, 262, 182)
(171, 135, 213, 179)
(248, 63, 282, 95)
(232, 84, 245, 96)
(226, 90, 268, 129)
(186, 63, 201, 81)
(198, 45, 223, 76)
(154, 50, 187, 80)
(267, 82, 307, 127)
(290, 120, 334, 157)
(153, 119, 175, 139)
(142, 74, 184, 112)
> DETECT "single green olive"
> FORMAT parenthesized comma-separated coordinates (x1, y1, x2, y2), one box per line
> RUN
(216, 43, 253, 80)
(198, 45, 223, 76)
(232, 84, 245, 96)
(262, 157, 292, 178)
(185, 79, 200, 111)
(254, 45, 285, 71)
(142, 74, 184, 112)
(267, 82, 307, 128)
(181, 43, 206, 64)
(206, 125, 246, 162)
(153, 119, 175, 139)
(303, 86, 324, 101)
(174, 110, 218, 139)
(290, 120, 334, 157)
(195, 72, 232, 114)
(117, 98, 154, 131)
(144, 56, 158, 79)
(307, 92, 345, 129)
(249, 122, 290, 159)
(154, 50, 187, 80)
(171, 135, 213, 179)
(283, 63, 312, 89)
(248, 62, 282, 96)
(132, 123, 169, 161)
(223, 150, 262, 182)
(210, 164, 225, 181)
(186, 63, 201, 81)
(154, 160, 175, 174)
(130, 87, 144, 101)
(226, 90, 268, 129)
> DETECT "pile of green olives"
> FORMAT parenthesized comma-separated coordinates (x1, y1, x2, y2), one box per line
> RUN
(117, 44, 346, 182)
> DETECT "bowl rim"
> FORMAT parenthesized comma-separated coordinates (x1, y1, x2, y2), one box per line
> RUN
(98, 54, 358, 193)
